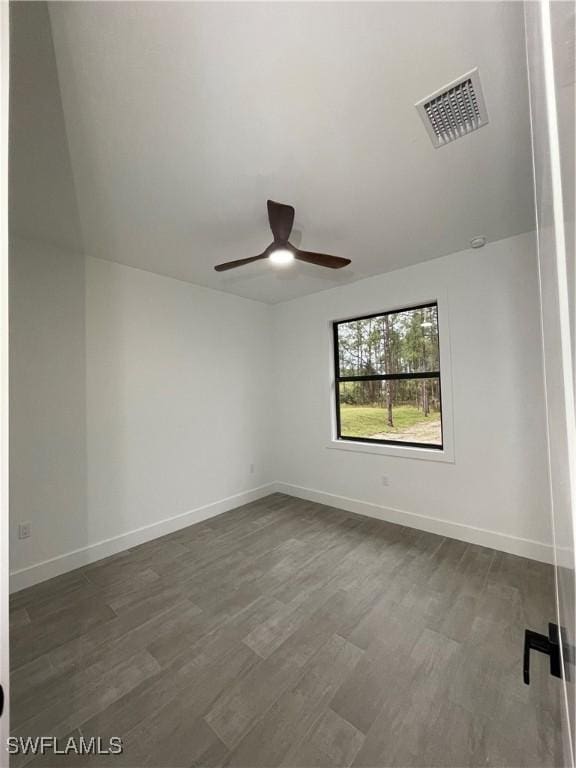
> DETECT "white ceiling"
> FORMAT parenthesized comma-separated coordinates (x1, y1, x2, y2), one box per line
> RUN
(28, 2, 535, 303)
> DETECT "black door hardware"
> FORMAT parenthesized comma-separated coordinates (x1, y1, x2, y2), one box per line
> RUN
(524, 623, 562, 685)
(0, 683, 4, 717)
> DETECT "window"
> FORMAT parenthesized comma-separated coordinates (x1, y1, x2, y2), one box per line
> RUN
(333, 303, 443, 449)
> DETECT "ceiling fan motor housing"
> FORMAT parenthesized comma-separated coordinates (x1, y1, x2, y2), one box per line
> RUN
(213, 201, 351, 272)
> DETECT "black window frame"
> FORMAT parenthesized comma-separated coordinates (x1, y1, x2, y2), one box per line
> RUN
(332, 301, 444, 450)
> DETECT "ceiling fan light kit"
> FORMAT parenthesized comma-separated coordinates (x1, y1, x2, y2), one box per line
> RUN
(268, 248, 294, 265)
(214, 200, 351, 272)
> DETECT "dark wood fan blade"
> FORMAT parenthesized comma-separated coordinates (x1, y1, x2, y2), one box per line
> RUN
(267, 200, 295, 242)
(214, 252, 268, 272)
(295, 250, 351, 269)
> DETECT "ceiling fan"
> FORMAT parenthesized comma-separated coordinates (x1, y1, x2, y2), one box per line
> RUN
(214, 200, 351, 272)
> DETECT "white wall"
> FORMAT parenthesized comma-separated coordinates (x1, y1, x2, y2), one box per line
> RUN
(9, 1, 89, 591)
(10, 237, 87, 578)
(10, 230, 553, 588)
(9, 241, 274, 589)
(85, 256, 273, 544)
(272, 232, 553, 560)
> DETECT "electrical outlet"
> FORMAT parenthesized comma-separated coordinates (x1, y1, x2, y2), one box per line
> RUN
(381, 476, 390, 487)
(18, 522, 31, 540)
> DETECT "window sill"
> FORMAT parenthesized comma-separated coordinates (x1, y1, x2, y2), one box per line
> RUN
(326, 439, 455, 463)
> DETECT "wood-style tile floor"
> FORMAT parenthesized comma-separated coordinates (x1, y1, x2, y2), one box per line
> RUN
(10, 493, 564, 767)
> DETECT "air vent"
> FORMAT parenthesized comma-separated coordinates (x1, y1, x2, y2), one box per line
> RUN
(415, 68, 489, 148)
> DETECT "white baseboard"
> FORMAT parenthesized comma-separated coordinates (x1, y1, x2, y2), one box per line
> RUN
(10, 484, 275, 593)
(11, 479, 555, 592)
(274, 481, 555, 564)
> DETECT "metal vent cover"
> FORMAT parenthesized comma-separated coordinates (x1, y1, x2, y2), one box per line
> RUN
(415, 68, 489, 148)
